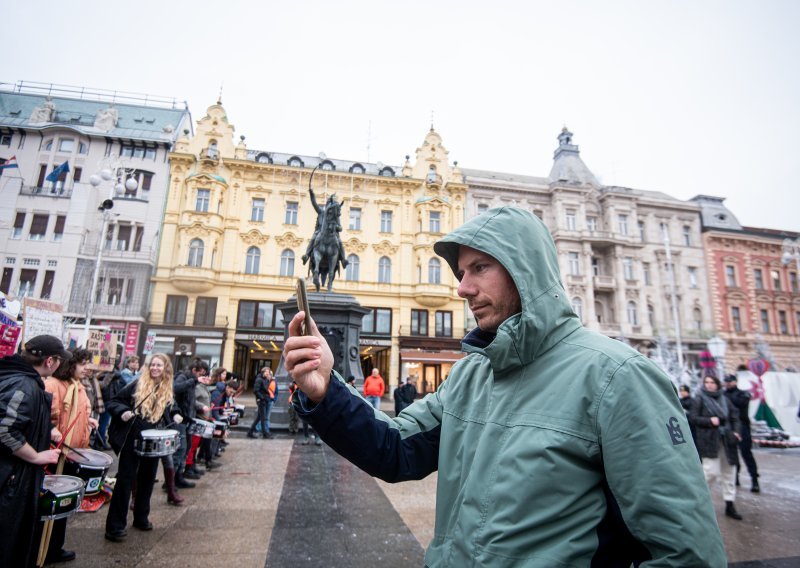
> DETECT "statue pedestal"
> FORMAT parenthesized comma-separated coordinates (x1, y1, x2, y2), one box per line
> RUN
(269, 291, 369, 430)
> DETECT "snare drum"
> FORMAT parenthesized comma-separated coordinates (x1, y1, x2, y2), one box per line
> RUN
(227, 412, 239, 426)
(63, 448, 113, 495)
(213, 420, 228, 439)
(39, 475, 85, 520)
(234, 403, 245, 418)
(134, 429, 179, 457)
(188, 418, 214, 439)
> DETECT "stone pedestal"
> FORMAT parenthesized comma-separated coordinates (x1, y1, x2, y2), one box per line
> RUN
(269, 291, 369, 430)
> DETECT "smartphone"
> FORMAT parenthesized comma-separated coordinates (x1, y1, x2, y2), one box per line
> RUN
(295, 278, 311, 335)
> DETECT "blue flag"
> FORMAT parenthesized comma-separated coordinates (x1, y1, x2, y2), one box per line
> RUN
(45, 161, 70, 182)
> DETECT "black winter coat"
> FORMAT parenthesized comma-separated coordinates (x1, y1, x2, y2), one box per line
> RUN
(172, 371, 197, 420)
(689, 389, 740, 465)
(107, 379, 180, 455)
(724, 386, 752, 429)
(0, 355, 52, 568)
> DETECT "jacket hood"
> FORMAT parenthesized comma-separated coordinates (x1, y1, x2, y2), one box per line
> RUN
(434, 206, 581, 371)
(0, 354, 45, 388)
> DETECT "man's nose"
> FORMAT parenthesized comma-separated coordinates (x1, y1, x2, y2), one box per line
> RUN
(457, 276, 475, 298)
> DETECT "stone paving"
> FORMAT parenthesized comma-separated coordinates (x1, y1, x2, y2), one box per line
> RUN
(53, 406, 800, 567)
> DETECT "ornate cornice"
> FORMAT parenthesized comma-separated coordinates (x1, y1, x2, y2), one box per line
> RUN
(275, 232, 304, 248)
(343, 238, 368, 253)
(241, 230, 270, 246)
(373, 240, 399, 256)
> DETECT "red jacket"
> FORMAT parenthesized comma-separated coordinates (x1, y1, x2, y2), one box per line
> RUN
(363, 374, 385, 398)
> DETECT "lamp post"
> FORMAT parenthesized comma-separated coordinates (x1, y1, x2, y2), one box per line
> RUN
(82, 161, 137, 341)
(707, 336, 727, 381)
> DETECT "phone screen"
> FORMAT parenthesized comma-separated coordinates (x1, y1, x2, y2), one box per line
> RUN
(295, 278, 311, 335)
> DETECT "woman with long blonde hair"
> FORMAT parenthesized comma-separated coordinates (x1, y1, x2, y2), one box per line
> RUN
(104, 353, 183, 542)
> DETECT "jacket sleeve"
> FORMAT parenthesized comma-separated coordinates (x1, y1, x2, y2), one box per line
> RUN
(688, 396, 714, 428)
(106, 380, 136, 418)
(295, 372, 441, 483)
(173, 373, 196, 396)
(0, 383, 35, 453)
(597, 356, 727, 566)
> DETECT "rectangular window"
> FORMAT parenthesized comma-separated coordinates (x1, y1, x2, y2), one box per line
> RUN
(29, 214, 48, 240)
(125, 280, 135, 305)
(18, 269, 37, 297)
(285, 201, 298, 224)
(791, 272, 798, 294)
(73, 167, 82, 183)
(145, 148, 156, 160)
(0, 267, 12, 294)
(256, 302, 274, 327)
(726, 265, 736, 287)
(643, 262, 652, 285)
(349, 207, 362, 230)
(586, 216, 597, 232)
(565, 210, 576, 230)
(779, 311, 788, 334)
(568, 252, 580, 276)
(760, 309, 770, 333)
(361, 308, 392, 334)
(411, 309, 428, 336)
(683, 225, 692, 246)
(0, 134, 11, 146)
(133, 147, 145, 159)
(140, 172, 153, 195)
(251, 198, 265, 222)
(121, 144, 134, 158)
(165, 295, 188, 325)
(12, 212, 25, 239)
(477, 203, 489, 215)
(771, 269, 781, 291)
(380, 210, 393, 233)
(195, 189, 210, 212)
(58, 139, 74, 153)
(132, 226, 144, 252)
(194, 297, 218, 326)
(732, 307, 742, 332)
(623, 257, 634, 281)
(435, 311, 452, 337)
(429, 211, 441, 233)
(95, 277, 105, 303)
(37, 165, 47, 188)
(237, 300, 256, 327)
(660, 222, 669, 241)
(754, 269, 764, 289)
(116, 224, 132, 251)
(107, 278, 124, 305)
(688, 267, 698, 288)
(617, 214, 629, 236)
(638, 221, 646, 242)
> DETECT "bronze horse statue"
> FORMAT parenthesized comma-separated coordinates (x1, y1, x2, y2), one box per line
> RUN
(302, 168, 348, 292)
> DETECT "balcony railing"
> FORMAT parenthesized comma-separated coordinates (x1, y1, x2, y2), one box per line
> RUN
(148, 314, 229, 327)
(20, 185, 73, 199)
(593, 275, 617, 289)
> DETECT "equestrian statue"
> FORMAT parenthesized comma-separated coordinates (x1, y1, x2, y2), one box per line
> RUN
(302, 169, 348, 292)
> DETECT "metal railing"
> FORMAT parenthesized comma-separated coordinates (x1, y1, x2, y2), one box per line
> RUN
(3, 80, 187, 110)
(19, 185, 73, 199)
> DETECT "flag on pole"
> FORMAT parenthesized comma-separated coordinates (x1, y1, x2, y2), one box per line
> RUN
(0, 156, 19, 170)
(45, 161, 70, 182)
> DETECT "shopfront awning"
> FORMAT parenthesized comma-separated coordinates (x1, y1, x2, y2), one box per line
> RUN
(400, 350, 465, 364)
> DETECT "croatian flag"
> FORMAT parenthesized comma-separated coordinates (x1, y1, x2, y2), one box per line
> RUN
(0, 156, 19, 170)
(45, 161, 70, 182)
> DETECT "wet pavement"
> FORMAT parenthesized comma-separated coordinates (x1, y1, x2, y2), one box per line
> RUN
(52, 400, 800, 567)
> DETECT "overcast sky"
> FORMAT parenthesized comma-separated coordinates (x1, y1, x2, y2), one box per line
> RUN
(5, 1, 798, 231)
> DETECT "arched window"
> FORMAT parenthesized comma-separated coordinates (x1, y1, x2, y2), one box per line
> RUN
(571, 297, 583, 322)
(379, 166, 395, 177)
(428, 258, 441, 284)
(288, 156, 304, 168)
(188, 238, 204, 267)
(349, 163, 365, 174)
(245, 246, 260, 274)
(378, 256, 391, 283)
(345, 254, 359, 281)
(627, 301, 638, 326)
(320, 160, 335, 171)
(280, 249, 295, 277)
(693, 307, 703, 331)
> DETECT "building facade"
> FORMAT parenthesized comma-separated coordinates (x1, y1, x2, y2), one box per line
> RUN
(147, 101, 467, 392)
(0, 82, 190, 355)
(463, 128, 713, 372)
(694, 195, 800, 372)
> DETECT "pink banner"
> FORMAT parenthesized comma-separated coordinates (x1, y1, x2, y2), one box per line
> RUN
(0, 324, 21, 357)
(125, 323, 140, 356)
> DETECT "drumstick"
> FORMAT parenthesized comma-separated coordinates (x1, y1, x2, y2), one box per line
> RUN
(55, 414, 82, 450)
(55, 441, 91, 460)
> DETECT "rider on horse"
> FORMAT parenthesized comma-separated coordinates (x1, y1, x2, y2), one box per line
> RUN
(302, 188, 348, 269)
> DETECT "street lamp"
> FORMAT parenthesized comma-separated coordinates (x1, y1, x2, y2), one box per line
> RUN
(82, 160, 137, 340)
(707, 336, 727, 380)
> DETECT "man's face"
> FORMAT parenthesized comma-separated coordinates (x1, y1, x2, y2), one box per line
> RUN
(193, 366, 208, 379)
(371, 369, 379, 377)
(128, 359, 140, 372)
(725, 380, 736, 390)
(457, 246, 521, 333)
(225, 386, 235, 397)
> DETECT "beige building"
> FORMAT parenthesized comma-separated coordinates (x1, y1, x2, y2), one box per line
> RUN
(147, 101, 467, 392)
(463, 128, 712, 373)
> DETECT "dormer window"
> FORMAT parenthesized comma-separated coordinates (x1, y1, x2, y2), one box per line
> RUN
(320, 160, 335, 171)
(288, 156, 304, 168)
(379, 166, 395, 177)
(255, 152, 272, 164)
(349, 163, 365, 174)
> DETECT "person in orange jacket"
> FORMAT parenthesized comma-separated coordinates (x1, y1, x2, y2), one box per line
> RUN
(362, 368, 385, 410)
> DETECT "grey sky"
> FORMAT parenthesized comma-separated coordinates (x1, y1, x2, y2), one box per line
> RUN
(6, 0, 798, 231)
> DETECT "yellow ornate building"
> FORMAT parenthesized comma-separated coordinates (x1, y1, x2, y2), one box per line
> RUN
(147, 101, 467, 392)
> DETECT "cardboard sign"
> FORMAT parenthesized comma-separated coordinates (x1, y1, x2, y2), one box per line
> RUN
(143, 331, 157, 355)
(86, 329, 118, 371)
(22, 298, 63, 343)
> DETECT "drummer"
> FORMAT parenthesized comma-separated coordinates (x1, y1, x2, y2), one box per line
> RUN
(104, 353, 183, 542)
(0, 335, 66, 567)
(43, 347, 97, 563)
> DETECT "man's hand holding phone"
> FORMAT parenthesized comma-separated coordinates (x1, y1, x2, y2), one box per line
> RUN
(284, 280, 333, 403)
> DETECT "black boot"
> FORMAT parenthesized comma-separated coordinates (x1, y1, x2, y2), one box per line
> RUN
(725, 501, 743, 520)
(175, 470, 196, 489)
(751, 478, 760, 493)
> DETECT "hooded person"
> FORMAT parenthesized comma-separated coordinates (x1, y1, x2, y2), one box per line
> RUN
(284, 206, 726, 566)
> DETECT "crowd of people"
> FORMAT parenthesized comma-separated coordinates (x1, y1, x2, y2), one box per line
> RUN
(0, 338, 247, 566)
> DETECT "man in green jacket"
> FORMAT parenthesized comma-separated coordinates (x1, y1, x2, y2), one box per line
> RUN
(285, 206, 726, 566)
